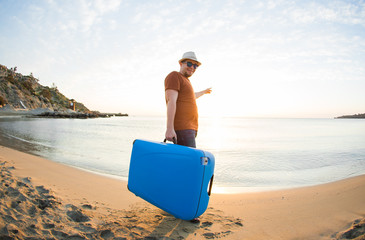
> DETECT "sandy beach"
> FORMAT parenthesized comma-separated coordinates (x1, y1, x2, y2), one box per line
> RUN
(1, 145, 365, 240)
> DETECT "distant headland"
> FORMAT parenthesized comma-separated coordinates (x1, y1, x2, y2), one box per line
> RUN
(0, 64, 127, 118)
(336, 113, 365, 119)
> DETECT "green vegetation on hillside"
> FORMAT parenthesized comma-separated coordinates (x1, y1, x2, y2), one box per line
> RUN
(0, 64, 89, 112)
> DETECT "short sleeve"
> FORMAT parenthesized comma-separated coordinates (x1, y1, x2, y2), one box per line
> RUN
(165, 71, 180, 91)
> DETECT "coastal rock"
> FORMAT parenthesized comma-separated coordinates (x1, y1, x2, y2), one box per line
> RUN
(336, 113, 365, 119)
(0, 64, 128, 118)
(0, 64, 88, 113)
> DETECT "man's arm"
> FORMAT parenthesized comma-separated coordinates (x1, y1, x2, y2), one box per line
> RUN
(195, 87, 212, 99)
(165, 89, 178, 142)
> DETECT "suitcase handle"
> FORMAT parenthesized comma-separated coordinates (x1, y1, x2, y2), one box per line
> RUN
(208, 175, 214, 196)
(163, 137, 177, 144)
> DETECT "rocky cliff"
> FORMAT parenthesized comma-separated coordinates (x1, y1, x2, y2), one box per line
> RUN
(0, 64, 89, 113)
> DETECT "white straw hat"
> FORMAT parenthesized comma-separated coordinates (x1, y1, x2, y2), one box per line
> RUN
(179, 51, 201, 66)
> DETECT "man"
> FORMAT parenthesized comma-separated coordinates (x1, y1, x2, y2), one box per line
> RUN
(164, 51, 211, 148)
(164, 52, 211, 223)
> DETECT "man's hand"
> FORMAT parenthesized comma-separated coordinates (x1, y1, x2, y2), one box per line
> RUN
(195, 87, 212, 98)
(165, 128, 177, 143)
(203, 88, 212, 94)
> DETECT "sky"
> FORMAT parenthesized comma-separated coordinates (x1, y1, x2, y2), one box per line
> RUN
(0, 0, 364, 118)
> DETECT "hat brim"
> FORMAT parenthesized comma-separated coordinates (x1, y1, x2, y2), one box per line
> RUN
(179, 58, 201, 66)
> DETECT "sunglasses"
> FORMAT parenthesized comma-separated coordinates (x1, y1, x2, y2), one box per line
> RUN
(185, 61, 199, 69)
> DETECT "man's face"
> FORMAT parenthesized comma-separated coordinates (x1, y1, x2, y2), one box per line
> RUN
(180, 60, 199, 78)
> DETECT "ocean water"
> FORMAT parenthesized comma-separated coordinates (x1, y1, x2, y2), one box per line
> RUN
(0, 115, 364, 193)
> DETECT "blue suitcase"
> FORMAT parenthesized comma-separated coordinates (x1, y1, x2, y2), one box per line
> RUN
(128, 139, 215, 220)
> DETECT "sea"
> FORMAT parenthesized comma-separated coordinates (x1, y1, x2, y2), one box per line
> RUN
(0, 115, 364, 193)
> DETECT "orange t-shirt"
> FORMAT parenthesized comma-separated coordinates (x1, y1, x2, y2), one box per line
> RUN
(165, 71, 198, 131)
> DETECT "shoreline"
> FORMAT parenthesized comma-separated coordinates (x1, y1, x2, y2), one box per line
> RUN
(1, 145, 365, 239)
(2, 114, 365, 195)
(0, 108, 128, 119)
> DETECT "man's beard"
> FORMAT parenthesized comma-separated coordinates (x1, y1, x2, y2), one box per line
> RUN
(183, 72, 192, 78)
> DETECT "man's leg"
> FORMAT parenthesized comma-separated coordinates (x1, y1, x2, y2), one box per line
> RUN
(175, 129, 197, 148)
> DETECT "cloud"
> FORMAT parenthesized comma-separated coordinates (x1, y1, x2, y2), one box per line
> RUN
(94, 0, 121, 14)
(35, 0, 122, 34)
(1, 0, 364, 116)
(285, 1, 365, 25)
